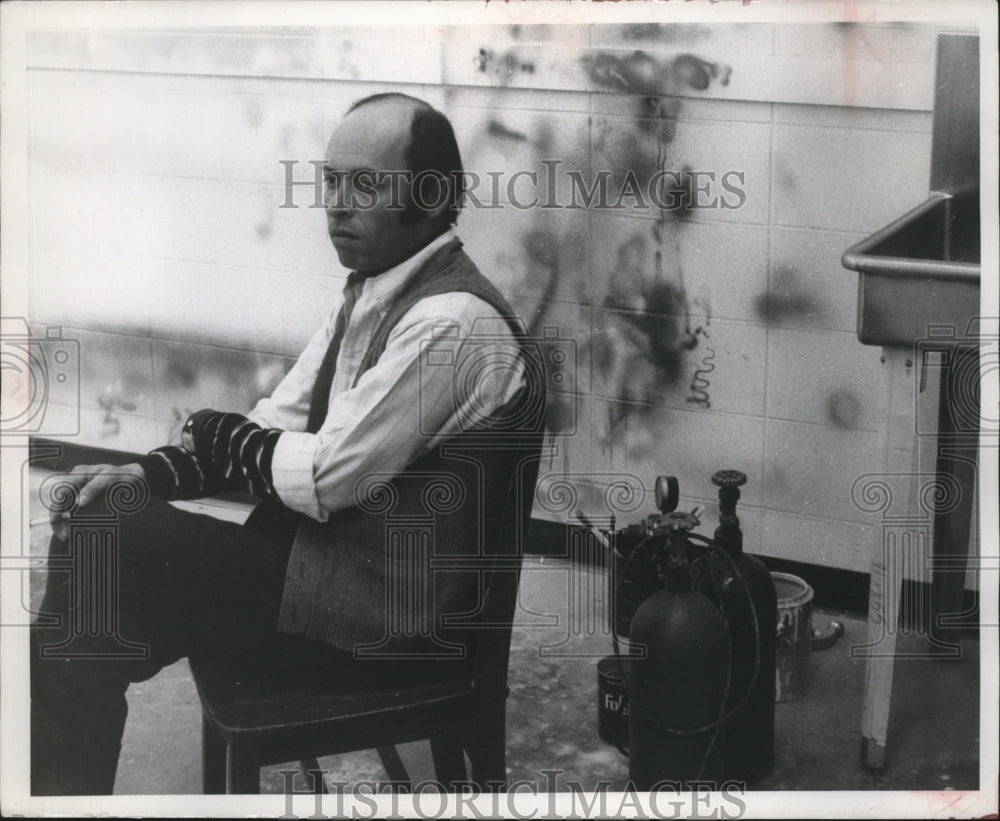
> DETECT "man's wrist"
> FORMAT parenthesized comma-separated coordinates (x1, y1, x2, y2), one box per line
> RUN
(136, 451, 177, 498)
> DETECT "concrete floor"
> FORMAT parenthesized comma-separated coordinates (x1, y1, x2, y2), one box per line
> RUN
(23, 473, 980, 795)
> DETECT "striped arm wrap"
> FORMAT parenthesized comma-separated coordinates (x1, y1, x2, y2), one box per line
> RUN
(137, 410, 282, 501)
(136, 447, 211, 500)
(185, 409, 282, 499)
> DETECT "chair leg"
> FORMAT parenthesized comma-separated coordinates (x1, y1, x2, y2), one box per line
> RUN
(227, 738, 261, 794)
(202, 715, 226, 794)
(430, 734, 467, 790)
(376, 746, 411, 789)
(468, 710, 506, 790)
(300, 758, 327, 794)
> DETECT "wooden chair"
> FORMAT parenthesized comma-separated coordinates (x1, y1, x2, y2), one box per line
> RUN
(190, 441, 543, 794)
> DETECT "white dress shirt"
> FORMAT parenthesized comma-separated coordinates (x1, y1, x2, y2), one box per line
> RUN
(247, 229, 527, 521)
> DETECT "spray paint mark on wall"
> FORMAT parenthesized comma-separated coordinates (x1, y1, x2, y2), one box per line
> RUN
(165, 358, 197, 389)
(660, 165, 700, 220)
(619, 23, 712, 44)
(581, 49, 731, 438)
(475, 48, 536, 86)
(487, 119, 529, 142)
(754, 265, 823, 325)
(98, 391, 137, 438)
(686, 327, 715, 409)
(673, 54, 731, 91)
(594, 244, 715, 432)
(581, 51, 730, 98)
(754, 289, 820, 325)
(523, 229, 561, 278)
(463, 43, 731, 444)
(582, 51, 664, 97)
(636, 96, 681, 140)
(826, 389, 863, 428)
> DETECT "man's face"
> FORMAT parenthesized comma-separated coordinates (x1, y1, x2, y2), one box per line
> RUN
(323, 101, 435, 273)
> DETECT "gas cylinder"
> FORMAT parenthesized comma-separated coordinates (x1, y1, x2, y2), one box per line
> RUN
(628, 512, 729, 790)
(693, 470, 777, 783)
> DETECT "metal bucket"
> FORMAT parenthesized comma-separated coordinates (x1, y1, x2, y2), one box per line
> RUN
(772, 572, 814, 703)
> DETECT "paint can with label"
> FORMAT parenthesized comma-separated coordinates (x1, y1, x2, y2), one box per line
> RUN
(772, 572, 814, 703)
(597, 655, 630, 748)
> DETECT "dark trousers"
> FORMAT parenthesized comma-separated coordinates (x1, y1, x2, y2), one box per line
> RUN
(30, 495, 339, 795)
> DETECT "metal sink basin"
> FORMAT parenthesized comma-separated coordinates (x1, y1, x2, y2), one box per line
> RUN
(842, 189, 980, 347)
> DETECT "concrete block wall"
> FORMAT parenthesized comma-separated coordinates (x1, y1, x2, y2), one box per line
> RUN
(25, 21, 966, 576)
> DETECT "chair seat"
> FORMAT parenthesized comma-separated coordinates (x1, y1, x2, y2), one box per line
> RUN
(190, 651, 477, 764)
(192, 657, 474, 732)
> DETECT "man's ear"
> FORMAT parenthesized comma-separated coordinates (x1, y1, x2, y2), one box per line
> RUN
(410, 170, 452, 224)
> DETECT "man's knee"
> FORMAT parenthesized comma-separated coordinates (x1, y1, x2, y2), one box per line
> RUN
(110, 495, 191, 548)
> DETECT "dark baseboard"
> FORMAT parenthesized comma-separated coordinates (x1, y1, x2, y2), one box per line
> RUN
(30, 438, 981, 632)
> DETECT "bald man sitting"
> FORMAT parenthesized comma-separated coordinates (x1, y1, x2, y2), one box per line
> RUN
(32, 93, 542, 795)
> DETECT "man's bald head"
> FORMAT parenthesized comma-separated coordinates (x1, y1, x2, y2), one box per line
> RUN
(346, 91, 429, 116)
(346, 93, 465, 228)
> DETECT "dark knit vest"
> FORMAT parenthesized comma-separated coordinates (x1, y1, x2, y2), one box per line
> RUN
(275, 239, 545, 654)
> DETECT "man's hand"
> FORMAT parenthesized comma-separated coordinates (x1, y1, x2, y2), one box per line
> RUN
(48, 463, 146, 542)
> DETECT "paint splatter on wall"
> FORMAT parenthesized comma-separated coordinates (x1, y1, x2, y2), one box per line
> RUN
(584, 50, 730, 440)
(460, 43, 733, 449)
(475, 48, 537, 86)
(581, 51, 730, 97)
(754, 265, 824, 325)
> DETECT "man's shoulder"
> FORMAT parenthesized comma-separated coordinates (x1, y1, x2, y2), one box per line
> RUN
(394, 239, 520, 334)
(398, 291, 517, 338)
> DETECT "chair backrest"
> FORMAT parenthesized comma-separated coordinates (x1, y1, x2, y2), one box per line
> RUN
(467, 425, 545, 698)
